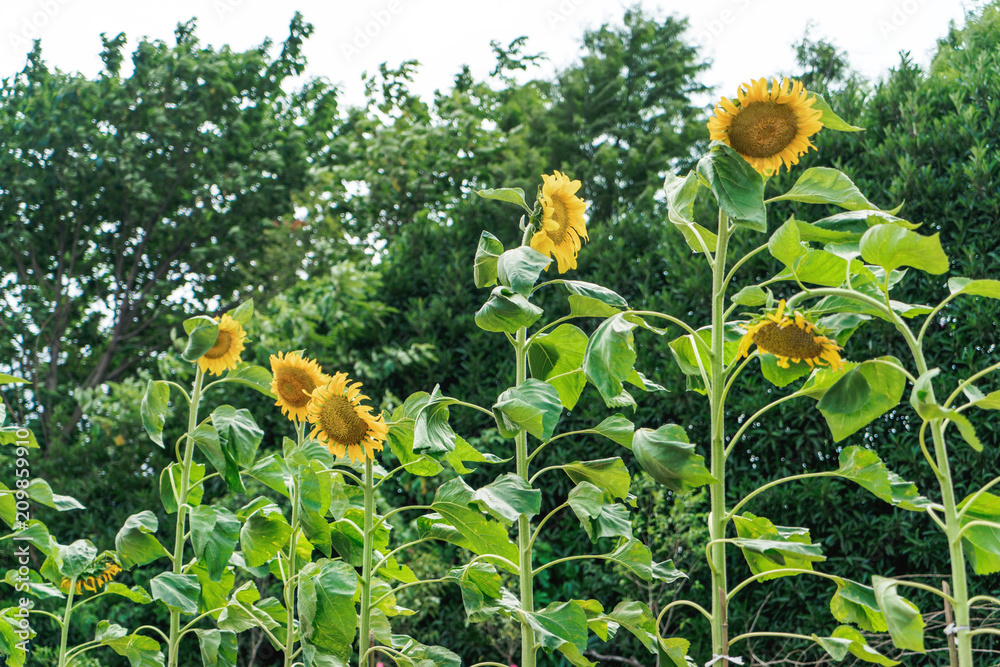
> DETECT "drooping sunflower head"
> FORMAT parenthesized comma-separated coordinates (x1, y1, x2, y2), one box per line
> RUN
(306, 372, 388, 464)
(737, 300, 845, 371)
(707, 77, 824, 175)
(60, 559, 123, 596)
(270, 351, 330, 422)
(197, 313, 247, 376)
(530, 170, 589, 274)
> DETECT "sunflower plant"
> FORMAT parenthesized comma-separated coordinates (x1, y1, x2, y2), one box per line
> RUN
(619, 77, 1000, 667)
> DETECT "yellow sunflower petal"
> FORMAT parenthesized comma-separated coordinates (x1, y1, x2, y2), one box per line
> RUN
(198, 313, 247, 376)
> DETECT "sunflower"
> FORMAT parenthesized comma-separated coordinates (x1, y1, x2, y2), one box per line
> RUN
(270, 351, 330, 422)
(707, 77, 824, 175)
(306, 372, 388, 464)
(197, 313, 247, 376)
(737, 300, 845, 371)
(530, 170, 589, 273)
(61, 561, 122, 596)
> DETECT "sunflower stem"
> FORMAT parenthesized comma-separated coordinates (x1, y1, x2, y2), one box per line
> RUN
(515, 325, 536, 667)
(709, 210, 731, 661)
(168, 365, 204, 667)
(284, 419, 305, 667)
(56, 578, 76, 667)
(359, 455, 375, 667)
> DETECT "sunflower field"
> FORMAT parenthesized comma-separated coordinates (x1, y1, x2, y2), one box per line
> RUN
(3, 4, 1000, 667)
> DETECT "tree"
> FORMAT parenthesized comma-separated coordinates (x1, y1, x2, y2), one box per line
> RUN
(0, 15, 337, 451)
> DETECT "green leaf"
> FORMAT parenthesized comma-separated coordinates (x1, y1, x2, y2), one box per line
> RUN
(159, 462, 205, 514)
(297, 560, 358, 662)
(5, 568, 64, 599)
(562, 458, 631, 500)
(813, 625, 899, 665)
(24, 478, 85, 511)
(444, 562, 508, 623)
(770, 167, 874, 211)
(0, 374, 27, 385)
(957, 491, 1000, 575)
(658, 637, 691, 667)
(872, 576, 924, 652)
(425, 478, 519, 570)
(224, 364, 275, 398)
(476, 186, 532, 212)
(632, 424, 715, 494)
(0, 425, 38, 448)
(567, 481, 632, 543)
(835, 446, 929, 511)
(471, 473, 541, 525)
(731, 285, 768, 307)
(830, 578, 888, 632)
(497, 246, 551, 296)
(813, 357, 906, 442)
(558, 280, 628, 317)
(528, 323, 588, 410)
(605, 601, 659, 653)
(794, 249, 851, 287)
(696, 142, 767, 232)
(860, 225, 949, 275)
(0, 615, 27, 667)
(816, 366, 871, 414)
(605, 538, 659, 582)
(760, 353, 813, 388)
(444, 435, 505, 475)
(768, 217, 807, 266)
(103, 582, 153, 604)
(194, 629, 239, 667)
(809, 92, 864, 131)
(473, 231, 504, 288)
(522, 601, 590, 658)
(592, 415, 634, 449)
(227, 298, 253, 327)
(240, 502, 292, 567)
(493, 379, 562, 441)
(140, 380, 171, 448)
(733, 513, 824, 579)
(663, 171, 718, 254)
(190, 505, 241, 582)
(475, 286, 544, 333)
(150, 572, 201, 615)
(116, 511, 169, 568)
(182, 315, 220, 362)
(583, 313, 638, 406)
(413, 387, 460, 454)
(947, 277, 1000, 299)
(211, 406, 263, 469)
(909, 368, 982, 451)
(95, 621, 165, 667)
(386, 392, 445, 476)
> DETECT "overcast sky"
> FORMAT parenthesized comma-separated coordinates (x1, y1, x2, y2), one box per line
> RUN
(0, 0, 986, 106)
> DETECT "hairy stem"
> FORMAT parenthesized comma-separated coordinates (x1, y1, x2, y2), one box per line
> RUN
(515, 325, 536, 667)
(168, 365, 204, 667)
(56, 578, 76, 667)
(359, 456, 375, 666)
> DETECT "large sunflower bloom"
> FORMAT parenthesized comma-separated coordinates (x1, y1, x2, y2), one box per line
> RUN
(530, 171, 589, 273)
(306, 372, 388, 464)
(707, 77, 824, 175)
(737, 300, 844, 371)
(197, 313, 247, 376)
(270, 351, 330, 422)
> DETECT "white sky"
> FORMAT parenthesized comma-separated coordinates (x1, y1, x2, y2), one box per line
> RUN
(0, 0, 986, 107)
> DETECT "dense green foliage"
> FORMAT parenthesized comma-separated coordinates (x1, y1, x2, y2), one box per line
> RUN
(3, 3, 1000, 665)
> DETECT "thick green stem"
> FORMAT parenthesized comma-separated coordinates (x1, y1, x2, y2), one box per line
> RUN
(284, 420, 305, 667)
(515, 325, 536, 667)
(56, 579, 76, 667)
(168, 366, 204, 667)
(709, 212, 731, 659)
(359, 456, 375, 667)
